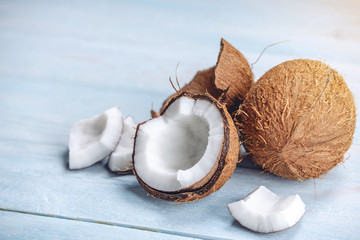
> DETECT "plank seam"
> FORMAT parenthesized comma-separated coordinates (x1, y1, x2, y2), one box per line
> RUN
(0, 208, 232, 240)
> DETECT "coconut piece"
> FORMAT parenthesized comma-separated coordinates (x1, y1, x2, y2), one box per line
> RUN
(236, 59, 356, 180)
(108, 116, 137, 173)
(154, 38, 253, 117)
(214, 38, 254, 114)
(228, 186, 305, 233)
(69, 107, 123, 170)
(134, 92, 240, 202)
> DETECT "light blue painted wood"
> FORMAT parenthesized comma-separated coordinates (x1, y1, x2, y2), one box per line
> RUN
(0, 120, 359, 240)
(0, 0, 360, 239)
(0, 210, 196, 240)
(1, 0, 359, 92)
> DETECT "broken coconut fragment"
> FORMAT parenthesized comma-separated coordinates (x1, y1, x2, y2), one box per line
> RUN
(68, 107, 123, 169)
(228, 186, 305, 233)
(155, 38, 253, 117)
(108, 116, 137, 173)
(134, 92, 240, 202)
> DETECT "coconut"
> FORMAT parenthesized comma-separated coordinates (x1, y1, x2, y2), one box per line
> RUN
(68, 106, 123, 170)
(108, 116, 137, 173)
(214, 38, 254, 114)
(154, 38, 253, 117)
(228, 186, 305, 233)
(236, 59, 356, 180)
(134, 92, 240, 202)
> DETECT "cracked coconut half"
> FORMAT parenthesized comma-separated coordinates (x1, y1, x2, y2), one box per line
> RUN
(134, 92, 240, 202)
(228, 186, 305, 233)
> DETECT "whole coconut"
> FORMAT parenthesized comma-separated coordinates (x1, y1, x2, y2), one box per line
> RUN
(236, 59, 356, 180)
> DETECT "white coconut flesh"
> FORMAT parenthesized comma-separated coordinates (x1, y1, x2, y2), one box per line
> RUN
(69, 106, 123, 169)
(228, 186, 305, 233)
(108, 116, 137, 172)
(134, 97, 224, 192)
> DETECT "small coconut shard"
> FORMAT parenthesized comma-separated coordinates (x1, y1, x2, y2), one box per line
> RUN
(108, 116, 137, 173)
(236, 59, 356, 180)
(134, 92, 240, 202)
(157, 39, 253, 116)
(69, 107, 123, 170)
(228, 186, 305, 233)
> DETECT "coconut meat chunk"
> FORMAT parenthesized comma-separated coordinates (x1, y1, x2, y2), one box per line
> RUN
(69, 106, 123, 169)
(108, 116, 137, 172)
(228, 186, 305, 233)
(134, 97, 224, 192)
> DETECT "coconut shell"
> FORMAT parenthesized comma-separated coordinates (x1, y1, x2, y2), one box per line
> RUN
(214, 38, 254, 114)
(153, 38, 253, 117)
(236, 59, 356, 180)
(134, 92, 240, 202)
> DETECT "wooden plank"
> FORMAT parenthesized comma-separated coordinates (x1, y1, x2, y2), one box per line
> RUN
(0, 0, 360, 239)
(0, 210, 195, 240)
(0, 156, 359, 239)
(0, 104, 359, 240)
(0, 0, 359, 93)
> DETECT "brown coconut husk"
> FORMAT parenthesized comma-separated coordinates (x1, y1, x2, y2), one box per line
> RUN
(236, 59, 356, 180)
(134, 92, 240, 202)
(153, 38, 253, 118)
(214, 39, 254, 114)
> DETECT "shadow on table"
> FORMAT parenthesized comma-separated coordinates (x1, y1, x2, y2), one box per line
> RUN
(230, 218, 302, 237)
(62, 149, 70, 169)
(62, 149, 133, 177)
(237, 154, 262, 170)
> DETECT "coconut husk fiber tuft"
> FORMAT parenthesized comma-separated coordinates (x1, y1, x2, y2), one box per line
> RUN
(135, 92, 240, 202)
(154, 38, 253, 117)
(236, 59, 356, 180)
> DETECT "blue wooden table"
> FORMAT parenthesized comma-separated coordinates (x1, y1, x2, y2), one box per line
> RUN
(1, 0, 359, 239)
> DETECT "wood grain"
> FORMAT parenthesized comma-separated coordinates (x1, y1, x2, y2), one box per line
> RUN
(0, 0, 359, 239)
